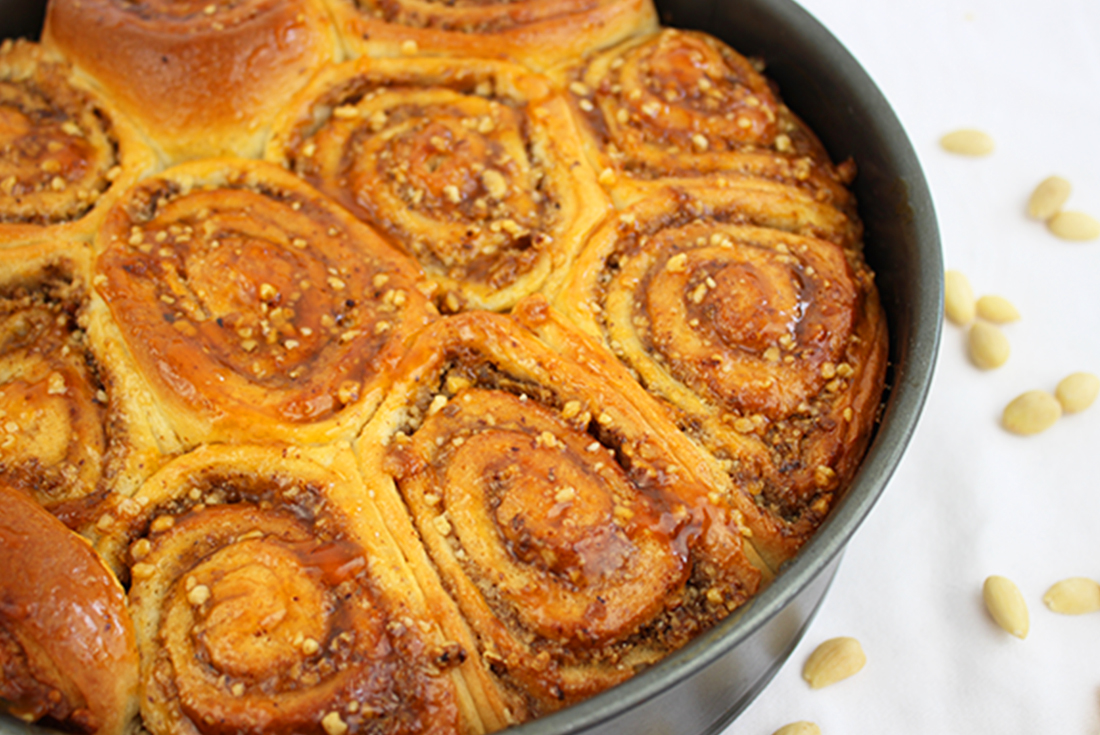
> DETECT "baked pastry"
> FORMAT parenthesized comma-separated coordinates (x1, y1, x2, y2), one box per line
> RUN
(322, 0, 657, 72)
(0, 239, 164, 531)
(267, 55, 610, 312)
(0, 481, 139, 735)
(0, 39, 155, 246)
(2, 4, 890, 733)
(90, 158, 437, 447)
(96, 442, 505, 735)
(356, 304, 767, 715)
(41, 0, 341, 162)
(549, 187, 888, 565)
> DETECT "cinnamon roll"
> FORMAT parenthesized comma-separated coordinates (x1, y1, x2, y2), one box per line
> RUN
(0, 240, 164, 531)
(356, 306, 767, 716)
(550, 188, 888, 566)
(322, 0, 657, 72)
(95, 442, 498, 735)
(41, 0, 341, 162)
(559, 28, 858, 221)
(0, 481, 140, 735)
(268, 56, 610, 312)
(91, 159, 438, 447)
(0, 40, 155, 246)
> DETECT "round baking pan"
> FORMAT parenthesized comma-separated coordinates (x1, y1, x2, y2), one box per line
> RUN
(0, 0, 941, 733)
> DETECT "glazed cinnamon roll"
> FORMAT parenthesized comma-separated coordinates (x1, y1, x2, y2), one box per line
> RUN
(94, 443, 498, 735)
(0, 240, 164, 531)
(91, 159, 437, 447)
(322, 0, 657, 72)
(549, 189, 888, 567)
(268, 56, 610, 312)
(0, 481, 140, 735)
(0, 40, 155, 246)
(42, 0, 341, 162)
(559, 28, 858, 219)
(356, 306, 767, 717)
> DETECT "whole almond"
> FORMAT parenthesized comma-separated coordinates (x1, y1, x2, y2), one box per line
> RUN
(940, 129, 995, 156)
(1055, 372, 1099, 414)
(944, 270, 976, 325)
(1048, 210, 1100, 241)
(1043, 577, 1100, 615)
(968, 321, 1010, 370)
(773, 723, 822, 735)
(975, 295, 1020, 324)
(1027, 176, 1071, 220)
(802, 636, 866, 689)
(983, 575, 1029, 638)
(1002, 390, 1062, 435)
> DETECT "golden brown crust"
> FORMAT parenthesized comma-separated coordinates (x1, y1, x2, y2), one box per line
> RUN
(0, 482, 139, 735)
(323, 0, 657, 72)
(548, 187, 888, 568)
(356, 307, 765, 716)
(97, 443, 476, 735)
(90, 158, 438, 447)
(0, 39, 156, 246)
(41, 0, 341, 163)
(267, 55, 611, 312)
(0, 240, 164, 532)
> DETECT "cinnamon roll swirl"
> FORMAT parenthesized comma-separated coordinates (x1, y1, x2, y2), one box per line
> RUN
(550, 189, 888, 566)
(0, 481, 140, 735)
(0, 40, 155, 246)
(559, 28, 858, 218)
(95, 443, 495, 735)
(91, 159, 437, 447)
(0, 240, 163, 531)
(356, 306, 766, 716)
(322, 0, 657, 72)
(42, 0, 341, 162)
(268, 56, 610, 312)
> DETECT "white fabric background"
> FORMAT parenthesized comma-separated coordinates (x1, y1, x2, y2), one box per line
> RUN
(724, 1, 1100, 734)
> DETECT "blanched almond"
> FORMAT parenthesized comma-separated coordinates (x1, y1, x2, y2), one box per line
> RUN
(773, 722, 822, 735)
(1055, 372, 1099, 414)
(1027, 176, 1071, 220)
(968, 321, 1010, 370)
(944, 270, 975, 325)
(802, 636, 865, 689)
(1048, 211, 1100, 241)
(983, 575, 1029, 638)
(1002, 390, 1062, 435)
(940, 129, 995, 156)
(1043, 577, 1100, 615)
(975, 295, 1020, 324)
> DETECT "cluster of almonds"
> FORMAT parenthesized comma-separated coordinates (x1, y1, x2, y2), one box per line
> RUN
(982, 574, 1100, 640)
(766, 636, 867, 734)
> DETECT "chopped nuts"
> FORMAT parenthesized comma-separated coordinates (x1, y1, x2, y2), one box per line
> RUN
(801, 636, 866, 689)
(982, 575, 1029, 638)
(1042, 577, 1100, 615)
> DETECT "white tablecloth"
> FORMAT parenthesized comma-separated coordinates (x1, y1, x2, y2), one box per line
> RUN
(727, 1, 1100, 733)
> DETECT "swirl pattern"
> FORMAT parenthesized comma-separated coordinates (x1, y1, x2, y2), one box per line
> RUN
(357, 307, 765, 713)
(269, 57, 610, 312)
(324, 0, 657, 71)
(0, 40, 153, 245)
(98, 444, 485, 735)
(562, 28, 857, 215)
(93, 159, 437, 446)
(551, 188, 888, 566)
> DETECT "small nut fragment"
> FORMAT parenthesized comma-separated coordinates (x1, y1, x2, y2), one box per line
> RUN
(940, 128, 995, 156)
(1043, 577, 1100, 615)
(1002, 390, 1062, 435)
(1055, 372, 1099, 414)
(982, 575, 1029, 638)
(772, 722, 822, 735)
(801, 636, 866, 689)
(975, 295, 1020, 324)
(968, 321, 1010, 370)
(944, 270, 975, 325)
(1048, 210, 1100, 241)
(1027, 176, 1071, 220)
